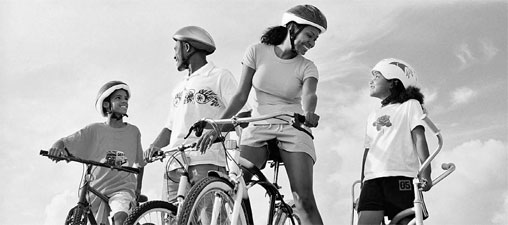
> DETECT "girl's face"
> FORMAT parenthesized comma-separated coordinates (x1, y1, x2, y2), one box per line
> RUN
(293, 26, 320, 55)
(108, 89, 129, 115)
(369, 71, 392, 99)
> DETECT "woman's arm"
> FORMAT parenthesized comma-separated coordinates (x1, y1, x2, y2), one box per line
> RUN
(220, 65, 255, 119)
(301, 77, 319, 127)
(196, 65, 255, 152)
(412, 125, 433, 191)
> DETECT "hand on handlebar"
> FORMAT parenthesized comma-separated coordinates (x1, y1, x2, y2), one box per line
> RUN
(48, 147, 70, 162)
(143, 145, 162, 163)
(303, 112, 320, 128)
(419, 174, 433, 191)
(196, 129, 219, 154)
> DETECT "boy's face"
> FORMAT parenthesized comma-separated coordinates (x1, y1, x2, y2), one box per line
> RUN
(106, 89, 129, 115)
(369, 71, 391, 99)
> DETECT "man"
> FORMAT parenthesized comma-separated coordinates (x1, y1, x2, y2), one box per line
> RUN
(145, 26, 241, 201)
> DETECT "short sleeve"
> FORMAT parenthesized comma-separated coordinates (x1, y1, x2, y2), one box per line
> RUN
(241, 44, 257, 70)
(217, 69, 238, 107)
(407, 100, 425, 131)
(303, 60, 319, 81)
(62, 124, 95, 159)
(134, 127, 147, 167)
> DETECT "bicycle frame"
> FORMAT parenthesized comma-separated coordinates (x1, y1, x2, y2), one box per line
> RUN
(195, 113, 306, 225)
(149, 143, 196, 212)
(40, 150, 140, 225)
(350, 114, 456, 225)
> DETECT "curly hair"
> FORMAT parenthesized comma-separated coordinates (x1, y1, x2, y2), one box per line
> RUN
(382, 79, 425, 106)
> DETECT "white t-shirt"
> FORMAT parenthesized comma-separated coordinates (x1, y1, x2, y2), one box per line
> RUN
(165, 62, 237, 170)
(363, 99, 425, 181)
(242, 43, 319, 120)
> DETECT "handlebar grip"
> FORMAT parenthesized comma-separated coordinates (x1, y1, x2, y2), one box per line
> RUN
(421, 114, 440, 134)
(441, 163, 455, 170)
(40, 150, 49, 156)
(295, 113, 306, 123)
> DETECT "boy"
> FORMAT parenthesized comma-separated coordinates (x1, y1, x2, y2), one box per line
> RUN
(48, 81, 145, 225)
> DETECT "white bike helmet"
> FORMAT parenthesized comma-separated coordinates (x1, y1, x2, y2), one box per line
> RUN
(95, 81, 130, 117)
(371, 58, 417, 88)
(173, 26, 216, 55)
(281, 4, 327, 34)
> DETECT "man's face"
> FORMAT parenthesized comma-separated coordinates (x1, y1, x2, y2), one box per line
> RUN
(174, 41, 187, 71)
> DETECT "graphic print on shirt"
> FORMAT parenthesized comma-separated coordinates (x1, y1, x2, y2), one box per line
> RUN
(373, 115, 392, 131)
(173, 88, 220, 108)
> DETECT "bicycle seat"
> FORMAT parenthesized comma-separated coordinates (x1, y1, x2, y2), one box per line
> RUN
(265, 139, 283, 167)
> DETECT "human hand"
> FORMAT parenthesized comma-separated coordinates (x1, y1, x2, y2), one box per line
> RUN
(48, 147, 69, 162)
(304, 112, 320, 127)
(419, 176, 433, 191)
(144, 145, 161, 163)
(196, 129, 219, 154)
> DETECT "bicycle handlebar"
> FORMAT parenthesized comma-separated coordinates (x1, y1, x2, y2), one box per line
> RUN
(187, 112, 314, 139)
(418, 114, 444, 175)
(40, 150, 140, 174)
(149, 143, 197, 162)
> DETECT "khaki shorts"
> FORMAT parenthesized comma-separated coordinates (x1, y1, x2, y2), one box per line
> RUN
(109, 191, 134, 216)
(240, 124, 316, 162)
(162, 164, 227, 202)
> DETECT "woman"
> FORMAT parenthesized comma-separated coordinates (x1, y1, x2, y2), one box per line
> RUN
(198, 4, 327, 224)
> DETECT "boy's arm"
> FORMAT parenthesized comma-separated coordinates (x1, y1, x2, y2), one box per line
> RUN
(48, 138, 69, 161)
(412, 125, 432, 191)
(135, 167, 144, 200)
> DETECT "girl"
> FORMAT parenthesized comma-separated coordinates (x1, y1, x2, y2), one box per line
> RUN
(358, 58, 432, 225)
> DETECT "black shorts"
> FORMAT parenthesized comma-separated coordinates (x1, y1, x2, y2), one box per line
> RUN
(357, 176, 416, 220)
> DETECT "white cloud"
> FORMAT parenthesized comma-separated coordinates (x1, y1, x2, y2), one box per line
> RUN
(44, 190, 75, 225)
(431, 139, 508, 224)
(451, 86, 477, 105)
(455, 38, 499, 70)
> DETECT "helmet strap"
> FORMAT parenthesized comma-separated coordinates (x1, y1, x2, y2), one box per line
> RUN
(180, 41, 197, 72)
(287, 23, 302, 53)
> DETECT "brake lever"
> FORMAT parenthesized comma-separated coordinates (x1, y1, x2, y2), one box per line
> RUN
(184, 120, 207, 139)
(292, 113, 314, 140)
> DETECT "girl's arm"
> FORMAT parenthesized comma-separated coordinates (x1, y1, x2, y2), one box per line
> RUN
(412, 125, 433, 191)
(301, 77, 319, 127)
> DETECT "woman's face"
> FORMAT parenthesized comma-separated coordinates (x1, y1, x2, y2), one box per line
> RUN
(293, 26, 320, 55)
(369, 71, 392, 99)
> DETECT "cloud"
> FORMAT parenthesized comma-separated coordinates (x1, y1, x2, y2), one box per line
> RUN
(430, 139, 508, 224)
(450, 86, 477, 105)
(455, 38, 500, 70)
(44, 190, 75, 225)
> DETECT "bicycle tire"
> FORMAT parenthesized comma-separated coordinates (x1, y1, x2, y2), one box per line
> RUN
(177, 176, 251, 225)
(124, 200, 178, 225)
(65, 205, 88, 225)
(273, 202, 301, 225)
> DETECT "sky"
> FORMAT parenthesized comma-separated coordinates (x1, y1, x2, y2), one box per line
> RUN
(1, 0, 507, 224)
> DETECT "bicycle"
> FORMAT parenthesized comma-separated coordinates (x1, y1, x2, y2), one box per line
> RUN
(177, 112, 311, 225)
(40, 149, 142, 225)
(123, 142, 199, 225)
(350, 114, 456, 225)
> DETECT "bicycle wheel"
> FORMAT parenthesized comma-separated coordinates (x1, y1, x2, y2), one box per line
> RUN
(124, 200, 178, 225)
(177, 176, 251, 225)
(273, 202, 301, 225)
(65, 205, 88, 225)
